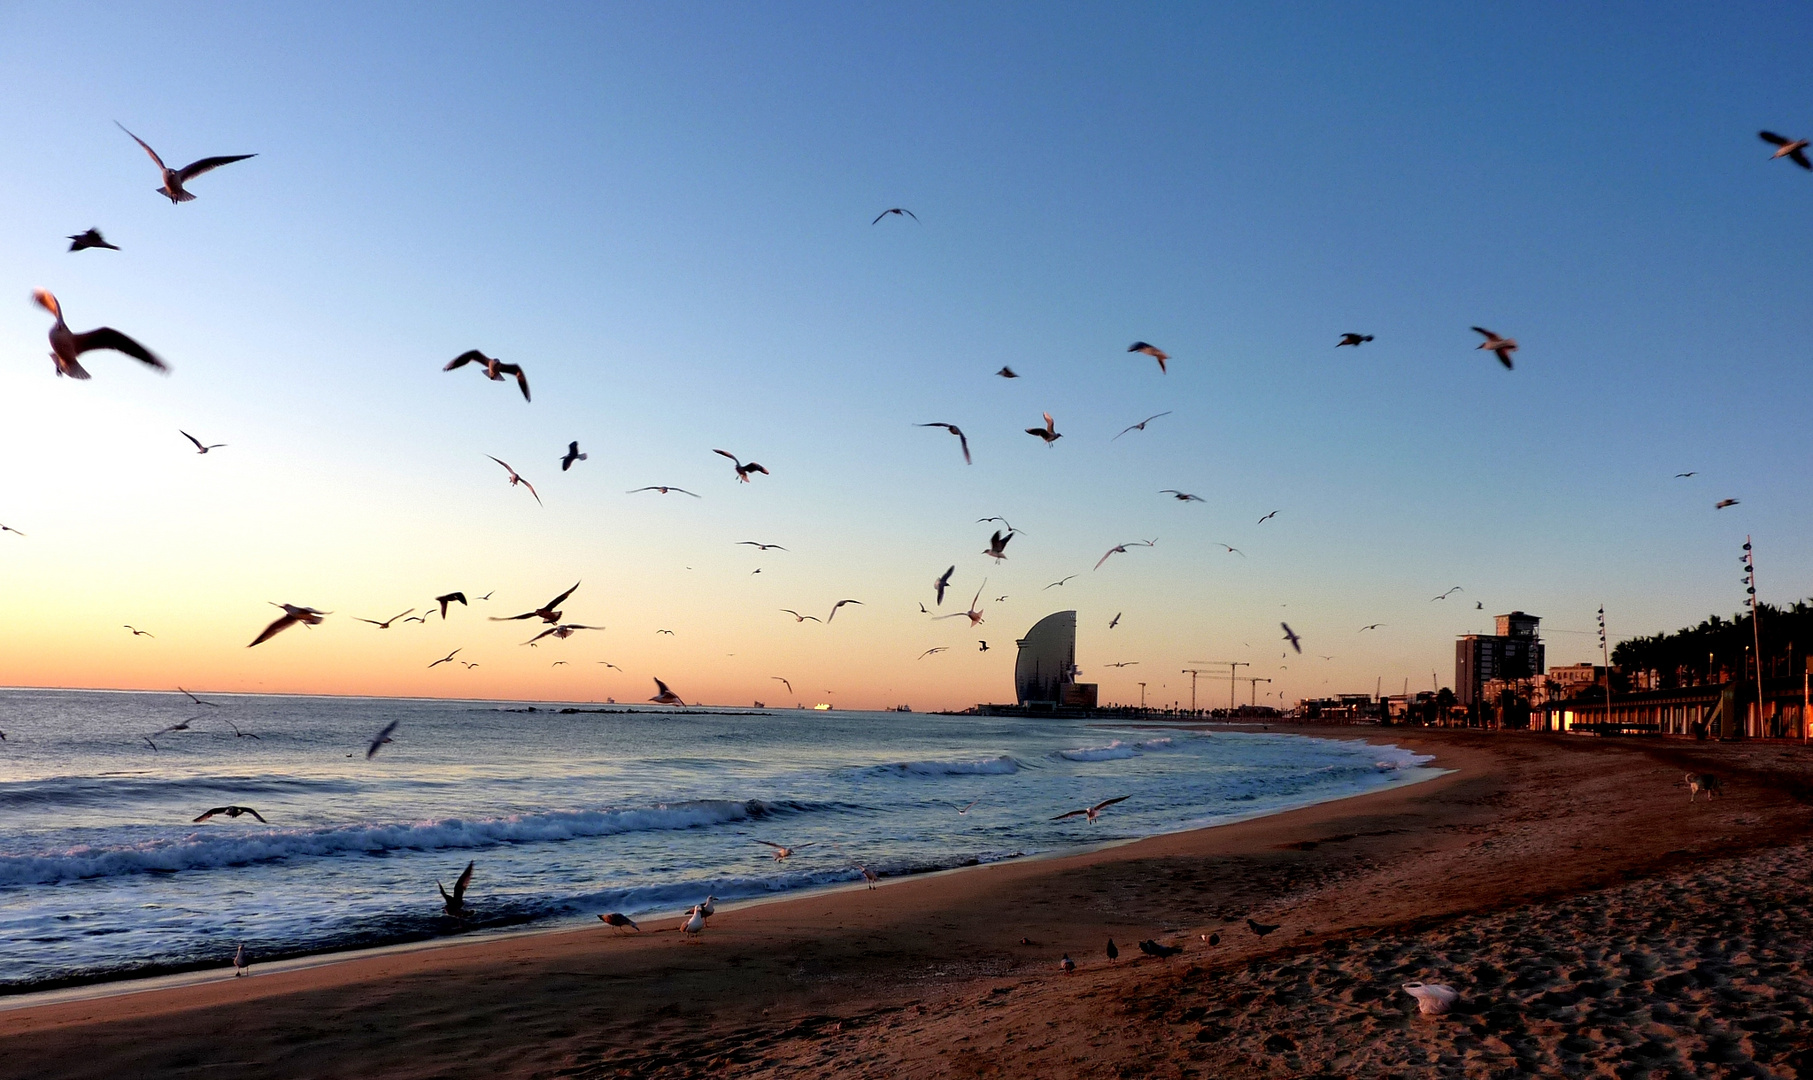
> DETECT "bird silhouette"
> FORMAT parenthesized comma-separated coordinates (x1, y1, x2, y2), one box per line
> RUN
(446, 350, 531, 401)
(32, 290, 167, 380)
(1127, 342, 1169, 373)
(560, 441, 587, 471)
(67, 228, 119, 252)
(1337, 333, 1373, 347)
(115, 122, 255, 203)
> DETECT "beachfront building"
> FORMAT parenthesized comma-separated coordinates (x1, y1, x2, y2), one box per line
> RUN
(1537, 676, 1809, 740)
(1014, 611, 1097, 708)
(1456, 612, 1546, 707)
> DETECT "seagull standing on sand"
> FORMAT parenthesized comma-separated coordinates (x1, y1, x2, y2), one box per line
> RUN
(599, 912, 640, 932)
(1106, 939, 1119, 963)
(916, 423, 971, 464)
(1052, 795, 1130, 823)
(1025, 412, 1062, 445)
(33, 290, 167, 380)
(67, 228, 119, 252)
(1760, 131, 1812, 169)
(115, 122, 256, 204)
(681, 905, 706, 938)
(1472, 327, 1518, 369)
(649, 677, 686, 705)
(1113, 412, 1172, 439)
(1127, 342, 1169, 373)
(194, 805, 267, 823)
(248, 604, 328, 647)
(857, 865, 879, 888)
(490, 583, 579, 624)
(438, 861, 475, 918)
(233, 944, 249, 977)
(445, 350, 531, 401)
(560, 441, 587, 471)
(714, 449, 769, 483)
(366, 720, 399, 759)
(1060, 954, 1075, 974)
(485, 456, 541, 506)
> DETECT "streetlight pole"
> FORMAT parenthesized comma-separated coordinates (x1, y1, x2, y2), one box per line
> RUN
(1138, 681, 1147, 709)
(1743, 537, 1762, 739)
(1598, 606, 1613, 732)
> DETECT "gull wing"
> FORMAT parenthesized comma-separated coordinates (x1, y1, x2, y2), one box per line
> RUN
(243, 807, 268, 823)
(445, 350, 488, 371)
(713, 449, 741, 466)
(1090, 795, 1131, 813)
(1471, 326, 1496, 341)
(175, 154, 256, 182)
(247, 611, 298, 647)
(366, 720, 399, 758)
(1761, 130, 1792, 147)
(494, 363, 530, 402)
(452, 860, 475, 902)
(1051, 808, 1088, 821)
(541, 582, 580, 611)
(194, 808, 225, 822)
(1792, 147, 1813, 170)
(520, 476, 541, 505)
(754, 839, 785, 849)
(73, 328, 167, 371)
(114, 123, 167, 171)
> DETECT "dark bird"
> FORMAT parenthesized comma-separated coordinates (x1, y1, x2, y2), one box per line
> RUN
(1675, 472, 1697, 478)
(438, 861, 475, 918)
(32, 290, 167, 380)
(1716, 498, 1740, 509)
(193, 805, 266, 824)
(1257, 510, 1278, 524)
(1053, 795, 1130, 822)
(461, 662, 479, 669)
(918, 647, 948, 659)
(872, 207, 918, 224)
(1045, 575, 1076, 590)
(982, 530, 1013, 561)
(1160, 490, 1204, 502)
(933, 565, 955, 605)
(1113, 412, 1172, 439)
(1095, 539, 1155, 571)
(402, 614, 428, 624)
(714, 449, 769, 483)
(1206, 932, 1220, 946)
(1215, 543, 1244, 556)
(248, 604, 328, 647)
(1472, 327, 1517, 369)
(435, 592, 468, 619)
(490, 582, 579, 624)
(522, 623, 603, 645)
(1246, 918, 1280, 937)
(1337, 333, 1374, 347)
(428, 648, 461, 668)
(1025, 412, 1061, 445)
(486, 455, 541, 506)
(977, 516, 1023, 534)
(560, 441, 587, 471)
(827, 599, 863, 623)
(978, 640, 989, 651)
(738, 541, 788, 551)
(628, 485, 700, 497)
(0, 525, 23, 536)
(995, 366, 1019, 378)
(772, 676, 793, 694)
(1431, 587, 1462, 601)
(181, 430, 225, 454)
(916, 422, 971, 464)
(656, 629, 675, 635)
(1281, 622, 1302, 654)
(1359, 623, 1385, 632)
(218, 718, 259, 739)
(355, 609, 414, 629)
(67, 228, 118, 252)
(115, 122, 255, 204)
(366, 720, 399, 759)
(1060, 953, 1075, 974)
(1104, 661, 1138, 668)
(1137, 939, 1182, 958)
(1109, 612, 1122, 629)
(124, 625, 154, 638)
(780, 609, 822, 623)
(551, 661, 567, 667)
(1760, 130, 1812, 169)
(445, 350, 531, 401)
(1127, 342, 1169, 373)
(1476, 602, 1483, 610)
(649, 677, 685, 705)
(177, 687, 218, 708)
(599, 912, 640, 932)
(1105, 939, 1119, 963)
(598, 661, 623, 671)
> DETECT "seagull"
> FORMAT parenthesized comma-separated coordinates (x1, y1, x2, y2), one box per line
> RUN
(1203, 933, 1220, 946)
(955, 799, 980, 814)
(1675, 472, 1697, 478)
(681, 905, 706, 937)
(217, 718, 259, 740)
(485, 456, 541, 506)
(445, 350, 531, 402)
(1337, 333, 1374, 347)
(714, 449, 769, 483)
(355, 609, 414, 629)
(936, 582, 986, 627)
(551, 661, 568, 667)
(0, 525, 23, 536)
(598, 661, 623, 671)
(977, 640, 989, 651)
(826, 599, 863, 623)
(872, 207, 918, 224)
(428, 648, 461, 668)
(1106, 939, 1119, 963)
(628, 486, 700, 497)
(1215, 544, 1245, 556)
(1095, 539, 1155, 571)
(435, 592, 468, 619)
(560, 441, 587, 471)
(193, 805, 267, 824)
(649, 677, 686, 705)
(478, 592, 493, 601)
(599, 912, 640, 932)
(124, 625, 154, 638)
(1113, 412, 1173, 439)
(772, 676, 793, 694)
(656, 629, 675, 635)
(933, 565, 955, 605)
(233, 944, 249, 977)
(858, 865, 879, 889)
(1359, 623, 1385, 632)
(32, 290, 167, 380)
(1053, 795, 1130, 822)
(916, 423, 971, 464)
(698, 896, 719, 918)
(982, 530, 1014, 561)
(977, 516, 1024, 534)
(366, 720, 399, 758)
(1475, 602, 1483, 610)
(1045, 575, 1076, 589)
(780, 609, 822, 623)
(180, 430, 226, 454)
(1025, 412, 1062, 445)
(1127, 342, 1169, 373)
(115, 122, 255, 204)
(490, 582, 579, 624)
(1137, 939, 1182, 959)
(1760, 130, 1812, 169)
(1716, 498, 1740, 509)
(755, 840, 809, 860)
(248, 604, 328, 647)
(995, 366, 1019, 378)
(1109, 612, 1122, 629)
(1472, 327, 1517, 369)
(150, 719, 194, 738)
(1257, 510, 1278, 524)
(1281, 623, 1302, 654)
(918, 647, 949, 659)
(1246, 918, 1280, 937)
(461, 662, 479, 669)
(738, 541, 788, 552)
(177, 687, 218, 708)
(1104, 661, 1138, 668)
(522, 623, 603, 645)
(438, 861, 475, 918)
(1160, 490, 1204, 502)
(67, 228, 119, 252)
(1431, 587, 1462, 601)
(1060, 954, 1075, 974)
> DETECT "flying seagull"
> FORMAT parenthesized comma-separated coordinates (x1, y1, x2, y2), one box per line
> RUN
(1160, 490, 1204, 502)
(1127, 342, 1169, 373)
(438, 861, 475, 918)
(67, 228, 118, 252)
(366, 720, 399, 758)
(1337, 333, 1374, 347)
(977, 516, 1024, 534)
(428, 648, 461, 668)
(918, 647, 948, 659)
(124, 625, 154, 638)
(933, 565, 955, 605)
(485, 455, 541, 505)
(1431, 587, 1462, 601)
(738, 541, 787, 551)
(355, 609, 415, 629)
(181, 430, 225, 454)
(193, 805, 266, 824)
(434, 592, 468, 619)
(772, 676, 792, 694)
(1113, 412, 1173, 440)
(1025, 412, 1061, 445)
(445, 350, 530, 401)
(0, 525, 23, 536)
(1359, 623, 1385, 632)
(827, 599, 863, 623)
(1095, 539, 1155, 571)
(1109, 612, 1122, 629)
(522, 623, 603, 645)
(1281, 622, 1302, 654)
(1472, 327, 1517, 369)
(780, 609, 822, 623)
(755, 839, 809, 860)
(872, 207, 918, 224)
(1052, 795, 1130, 822)
(1257, 510, 1278, 524)
(1675, 471, 1697, 478)
(1716, 498, 1740, 509)
(1760, 130, 1812, 169)
(1045, 575, 1076, 590)
(935, 582, 986, 628)
(218, 718, 258, 739)
(995, 366, 1019, 378)
(1215, 543, 1244, 556)
(916, 423, 971, 464)
(649, 677, 686, 705)
(1104, 661, 1138, 668)
(490, 582, 579, 624)
(115, 122, 256, 204)
(177, 687, 218, 708)
(560, 441, 587, 471)
(982, 529, 1013, 561)
(32, 290, 167, 380)
(248, 604, 327, 647)
(978, 640, 988, 651)
(714, 449, 770, 483)
(628, 485, 700, 497)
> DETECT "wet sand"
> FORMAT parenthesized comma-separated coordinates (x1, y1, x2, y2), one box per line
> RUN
(3, 726, 1810, 1079)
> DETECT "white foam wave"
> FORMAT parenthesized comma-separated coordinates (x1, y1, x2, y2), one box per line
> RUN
(1057, 740, 1138, 762)
(864, 755, 1020, 777)
(1135, 737, 1178, 750)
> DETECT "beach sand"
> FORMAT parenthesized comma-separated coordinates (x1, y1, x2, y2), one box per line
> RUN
(4, 726, 1811, 1079)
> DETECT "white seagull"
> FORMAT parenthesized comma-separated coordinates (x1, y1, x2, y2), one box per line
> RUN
(1095, 539, 1155, 571)
(486, 455, 541, 506)
(1053, 795, 1130, 822)
(115, 122, 256, 204)
(649, 677, 686, 705)
(445, 350, 530, 402)
(713, 449, 769, 483)
(248, 604, 328, 647)
(181, 430, 225, 454)
(33, 290, 168, 380)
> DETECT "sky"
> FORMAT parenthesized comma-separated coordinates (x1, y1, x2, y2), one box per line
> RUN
(2, 2, 1812, 710)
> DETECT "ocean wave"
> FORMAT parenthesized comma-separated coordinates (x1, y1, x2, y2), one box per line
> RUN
(1135, 737, 1178, 751)
(1057, 740, 1138, 762)
(0, 799, 819, 887)
(861, 755, 1021, 777)
(0, 774, 363, 809)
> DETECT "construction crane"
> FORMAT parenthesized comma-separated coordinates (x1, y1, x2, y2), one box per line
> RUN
(1244, 676, 1272, 706)
(1186, 660, 1250, 711)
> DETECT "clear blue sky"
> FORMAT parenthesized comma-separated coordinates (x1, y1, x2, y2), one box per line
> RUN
(2, 3, 1810, 708)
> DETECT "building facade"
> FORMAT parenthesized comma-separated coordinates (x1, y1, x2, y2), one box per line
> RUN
(1455, 611, 1545, 706)
(1015, 611, 1094, 707)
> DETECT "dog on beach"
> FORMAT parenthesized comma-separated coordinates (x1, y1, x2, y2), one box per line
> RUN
(1685, 772, 1722, 802)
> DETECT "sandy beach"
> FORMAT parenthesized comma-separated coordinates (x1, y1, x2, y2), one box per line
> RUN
(4, 726, 1810, 1079)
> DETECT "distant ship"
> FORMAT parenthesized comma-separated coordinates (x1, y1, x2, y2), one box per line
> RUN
(813, 703, 832, 711)
(892, 705, 913, 712)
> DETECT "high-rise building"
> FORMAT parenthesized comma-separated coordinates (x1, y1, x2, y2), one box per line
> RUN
(1015, 611, 1095, 707)
(1455, 611, 1545, 706)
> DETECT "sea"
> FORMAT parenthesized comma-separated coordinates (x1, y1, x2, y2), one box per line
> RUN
(0, 688, 1434, 993)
